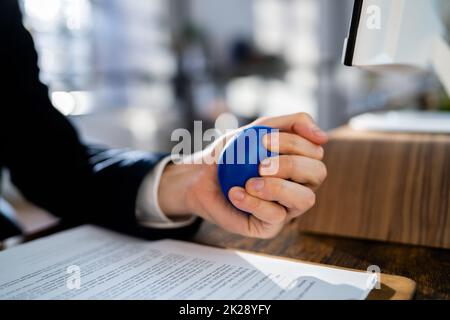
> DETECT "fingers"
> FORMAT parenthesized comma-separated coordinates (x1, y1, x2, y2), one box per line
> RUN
(259, 155, 327, 188)
(228, 187, 287, 225)
(245, 177, 316, 218)
(207, 177, 313, 239)
(204, 187, 285, 239)
(256, 112, 328, 145)
(263, 132, 324, 160)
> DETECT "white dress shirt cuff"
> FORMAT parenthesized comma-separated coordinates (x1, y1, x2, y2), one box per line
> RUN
(136, 155, 196, 229)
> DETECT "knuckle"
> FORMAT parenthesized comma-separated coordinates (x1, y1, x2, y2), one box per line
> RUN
(317, 146, 325, 160)
(310, 161, 327, 186)
(317, 162, 328, 184)
(254, 116, 270, 126)
(297, 112, 312, 123)
(304, 189, 316, 209)
(289, 155, 297, 171)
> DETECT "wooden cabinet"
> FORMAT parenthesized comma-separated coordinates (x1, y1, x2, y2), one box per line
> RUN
(298, 127, 450, 248)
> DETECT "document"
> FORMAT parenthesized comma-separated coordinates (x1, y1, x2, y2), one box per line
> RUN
(0, 225, 377, 300)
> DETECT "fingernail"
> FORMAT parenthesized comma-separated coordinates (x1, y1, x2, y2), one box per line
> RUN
(261, 158, 271, 168)
(231, 189, 245, 201)
(311, 125, 327, 138)
(251, 178, 265, 191)
(317, 146, 324, 158)
(260, 159, 273, 176)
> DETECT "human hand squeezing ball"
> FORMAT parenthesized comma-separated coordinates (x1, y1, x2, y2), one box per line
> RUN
(158, 113, 328, 239)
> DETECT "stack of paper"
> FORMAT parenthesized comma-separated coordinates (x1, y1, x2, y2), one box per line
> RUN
(0, 225, 376, 300)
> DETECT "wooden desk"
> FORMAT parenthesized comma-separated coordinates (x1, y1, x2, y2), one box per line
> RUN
(190, 221, 450, 300)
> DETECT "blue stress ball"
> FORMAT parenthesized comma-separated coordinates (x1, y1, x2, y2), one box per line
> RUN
(218, 125, 278, 202)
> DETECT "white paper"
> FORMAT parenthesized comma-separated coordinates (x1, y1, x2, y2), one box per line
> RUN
(349, 110, 450, 133)
(0, 225, 376, 300)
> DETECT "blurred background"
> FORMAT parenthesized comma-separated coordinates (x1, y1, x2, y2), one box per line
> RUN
(2, 0, 450, 234)
(18, 0, 450, 153)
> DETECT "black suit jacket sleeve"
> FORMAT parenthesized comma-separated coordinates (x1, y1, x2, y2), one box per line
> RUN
(0, 0, 200, 238)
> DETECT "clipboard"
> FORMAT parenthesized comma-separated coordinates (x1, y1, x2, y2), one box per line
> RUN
(228, 248, 417, 300)
(366, 273, 416, 300)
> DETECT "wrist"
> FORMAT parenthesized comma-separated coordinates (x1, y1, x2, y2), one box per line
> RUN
(158, 162, 198, 219)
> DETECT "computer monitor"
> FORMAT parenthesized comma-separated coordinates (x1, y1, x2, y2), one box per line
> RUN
(342, 0, 450, 96)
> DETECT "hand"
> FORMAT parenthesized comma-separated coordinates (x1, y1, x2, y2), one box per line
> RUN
(158, 113, 328, 239)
